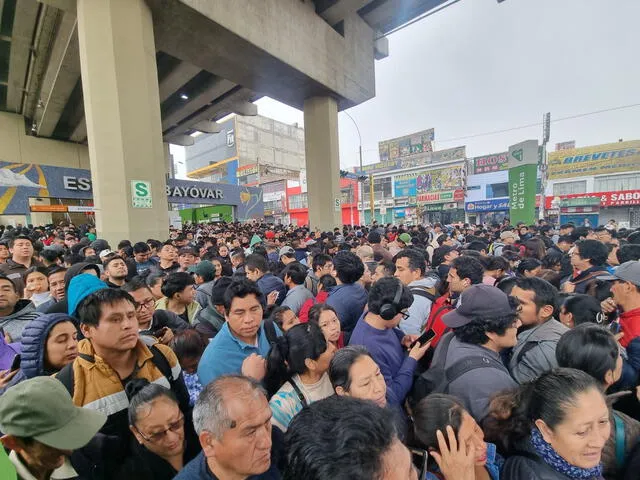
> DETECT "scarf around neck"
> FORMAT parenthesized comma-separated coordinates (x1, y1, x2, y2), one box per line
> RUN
(530, 428, 603, 479)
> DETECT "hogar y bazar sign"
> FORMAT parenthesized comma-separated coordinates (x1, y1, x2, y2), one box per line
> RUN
(545, 190, 640, 209)
(547, 140, 640, 179)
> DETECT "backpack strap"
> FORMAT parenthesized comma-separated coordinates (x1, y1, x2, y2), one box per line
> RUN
(515, 341, 539, 365)
(149, 344, 174, 382)
(613, 412, 626, 469)
(444, 355, 507, 388)
(56, 362, 76, 397)
(287, 379, 308, 408)
(263, 319, 278, 345)
(430, 331, 456, 368)
(409, 287, 436, 303)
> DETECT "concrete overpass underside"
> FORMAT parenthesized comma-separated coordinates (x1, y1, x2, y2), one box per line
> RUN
(0, 0, 448, 238)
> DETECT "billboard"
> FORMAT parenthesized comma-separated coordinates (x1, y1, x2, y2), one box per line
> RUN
(357, 145, 465, 175)
(547, 140, 640, 179)
(555, 141, 576, 151)
(0, 161, 263, 220)
(465, 198, 510, 212)
(472, 152, 509, 174)
(378, 128, 434, 162)
(544, 190, 640, 209)
(393, 164, 464, 198)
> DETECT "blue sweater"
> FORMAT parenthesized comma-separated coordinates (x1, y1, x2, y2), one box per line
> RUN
(326, 283, 368, 338)
(175, 451, 281, 480)
(348, 314, 417, 406)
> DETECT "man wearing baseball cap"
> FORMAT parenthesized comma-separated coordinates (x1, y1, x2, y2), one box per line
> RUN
(0, 377, 106, 480)
(430, 284, 520, 421)
(598, 261, 640, 353)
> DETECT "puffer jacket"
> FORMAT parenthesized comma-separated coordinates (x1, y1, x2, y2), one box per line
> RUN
(0, 299, 40, 343)
(0, 313, 76, 395)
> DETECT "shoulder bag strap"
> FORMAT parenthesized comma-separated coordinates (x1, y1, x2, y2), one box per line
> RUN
(287, 379, 308, 408)
(613, 412, 626, 469)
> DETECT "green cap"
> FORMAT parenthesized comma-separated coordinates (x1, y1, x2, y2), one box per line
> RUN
(398, 233, 412, 244)
(188, 260, 216, 280)
(0, 377, 106, 450)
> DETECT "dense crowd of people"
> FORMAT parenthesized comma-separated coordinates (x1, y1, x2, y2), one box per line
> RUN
(0, 218, 638, 479)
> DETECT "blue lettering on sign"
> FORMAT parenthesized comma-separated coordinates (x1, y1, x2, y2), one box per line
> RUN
(563, 148, 637, 164)
(465, 198, 510, 212)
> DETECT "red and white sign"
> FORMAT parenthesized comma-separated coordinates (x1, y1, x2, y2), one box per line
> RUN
(545, 190, 640, 209)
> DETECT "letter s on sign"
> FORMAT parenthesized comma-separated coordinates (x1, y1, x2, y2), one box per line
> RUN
(135, 182, 148, 197)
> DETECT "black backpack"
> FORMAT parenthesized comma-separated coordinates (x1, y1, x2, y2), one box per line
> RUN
(410, 332, 508, 407)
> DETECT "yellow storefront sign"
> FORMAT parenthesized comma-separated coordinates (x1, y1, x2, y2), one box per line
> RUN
(547, 140, 640, 179)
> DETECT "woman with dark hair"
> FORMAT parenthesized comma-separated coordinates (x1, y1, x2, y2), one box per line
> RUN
(120, 379, 200, 479)
(413, 394, 503, 479)
(265, 322, 336, 432)
(559, 294, 605, 328)
(516, 258, 543, 278)
(308, 303, 344, 349)
(524, 239, 547, 260)
(555, 325, 640, 478)
(170, 329, 207, 406)
(329, 345, 386, 407)
(155, 272, 201, 324)
(487, 368, 610, 479)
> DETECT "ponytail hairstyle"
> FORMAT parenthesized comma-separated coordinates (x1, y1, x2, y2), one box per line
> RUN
(126, 378, 178, 426)
(264, 322, 328, 398)
(484, 368, 603, 455)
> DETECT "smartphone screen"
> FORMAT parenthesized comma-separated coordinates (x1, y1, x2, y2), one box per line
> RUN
(9, 354, 21, 372)
(411, 329, 436, 349)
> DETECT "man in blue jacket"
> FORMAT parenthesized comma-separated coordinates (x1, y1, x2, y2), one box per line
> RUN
(326, 251, 368, 341)
(245, 254, 286, 306)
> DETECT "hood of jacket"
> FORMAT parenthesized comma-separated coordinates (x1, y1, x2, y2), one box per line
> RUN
(408, 276, 438, 290)
(2, 299, 36, 321)
(67, 274, 108, 317)
(518, 318, 568, 344)
(64, 262, 101, 292)
(20, 313, 76, 378)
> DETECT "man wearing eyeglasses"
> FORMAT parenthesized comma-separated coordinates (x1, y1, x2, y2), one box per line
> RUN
(123, 276, 189, 345)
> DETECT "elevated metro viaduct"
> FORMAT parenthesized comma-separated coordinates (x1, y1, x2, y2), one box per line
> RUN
(0, 0, 448, 244)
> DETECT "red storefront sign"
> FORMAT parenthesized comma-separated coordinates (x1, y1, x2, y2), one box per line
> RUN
(545, 190, 640, 209)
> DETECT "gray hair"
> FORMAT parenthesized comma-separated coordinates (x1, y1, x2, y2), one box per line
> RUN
(193, 374, 266, 439)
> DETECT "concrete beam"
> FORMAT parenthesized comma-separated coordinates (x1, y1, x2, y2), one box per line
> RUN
(6, 0, 39, 112)
(232, 101, 257, 116)
(165, 87, 254, 137)
(69, 117, 86, 143)
(192, 120, 221, 134)
(374, 35, 388, 60)
(149, 0, 376, 111)
(319, 0, 371, 26)
(361, 0, 447, 34)
(161, 76, 236, 131)
(34, 12, 81, 136)
(23, 6, 61, 118)
(163, 134, 194, 146)
(158, 60, 201, 102)
(38, 0, 76, 13)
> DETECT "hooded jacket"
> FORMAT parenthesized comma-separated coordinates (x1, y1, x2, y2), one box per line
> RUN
(508, 318, 568, 384)
(256, 273, 287, 306)
(0, 313, 75, 395)
(326, 283, 368, 340)
(155, 297, 201, 325)
(0, 299, 40, 343)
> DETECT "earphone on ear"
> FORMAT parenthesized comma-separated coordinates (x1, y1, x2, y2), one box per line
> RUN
(379, 281, 404, 321)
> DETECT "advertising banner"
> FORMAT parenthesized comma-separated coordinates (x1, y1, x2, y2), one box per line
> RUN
(417, 189, 464, 204)
(508, 140, 538, 225)
(547, 140, 640, 179)
(465, 198, 510, 212)
(415, 165, 465, 194)
(358, 145, 464, 175)
(378, 128, 434, 162)
(472, 152, 509, 174)
(393, 175, 417, 197)
(555, 141, 575, 151)
(0, 161, 264, 220)
(544, 190, 640, 209)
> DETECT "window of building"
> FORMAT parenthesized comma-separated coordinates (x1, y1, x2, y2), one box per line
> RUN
(341, 186, 355, 204)
(553, 181, 587, 196)
(594, 174, 640, 192)
(288, 193, 308, 210)
(486, 182, 509, 199)
(263, 200, 283, 213)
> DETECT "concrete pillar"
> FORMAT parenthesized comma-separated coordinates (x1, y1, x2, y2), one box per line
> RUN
(304, 97, 342, 231)
(76, 0, 169, 246)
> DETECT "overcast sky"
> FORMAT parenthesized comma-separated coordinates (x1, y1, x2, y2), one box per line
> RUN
(174, 0, 640, 175)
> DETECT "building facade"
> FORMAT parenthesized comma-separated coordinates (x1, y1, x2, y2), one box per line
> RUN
(184, 115, 306, 224)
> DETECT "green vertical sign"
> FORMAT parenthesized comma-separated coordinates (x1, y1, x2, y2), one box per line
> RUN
(508, 140, 538, 225)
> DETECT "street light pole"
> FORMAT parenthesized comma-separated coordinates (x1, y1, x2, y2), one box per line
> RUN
(343, 111, 363, 224)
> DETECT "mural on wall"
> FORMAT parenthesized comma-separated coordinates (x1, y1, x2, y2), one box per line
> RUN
(0, 161, 264, 220)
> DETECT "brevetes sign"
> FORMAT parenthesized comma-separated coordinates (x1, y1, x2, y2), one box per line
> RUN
(547, 140, 640, 179)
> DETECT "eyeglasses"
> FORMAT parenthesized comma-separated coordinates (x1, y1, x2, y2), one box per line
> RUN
(400, 311, 410, 321)
(134, 415, 184, 443)
(135, 298, 155, 312)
